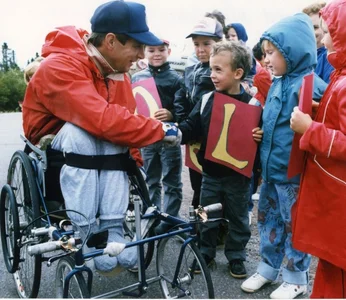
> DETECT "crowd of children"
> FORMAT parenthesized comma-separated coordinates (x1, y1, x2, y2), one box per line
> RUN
(24, 0, 345, 298)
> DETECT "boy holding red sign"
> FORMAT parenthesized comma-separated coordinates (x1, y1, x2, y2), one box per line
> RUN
(132, 39, 183, 234)
(179, 40, 263, 278)
(241, 13, 326, 299)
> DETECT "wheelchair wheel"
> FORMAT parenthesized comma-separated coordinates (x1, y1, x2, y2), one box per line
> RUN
(156, 234, 215, 299)
(125, 166, 155, 271)
(7, 150, 42, 298)
(0, 184, 21, 273)
(56, 256, 90, 298)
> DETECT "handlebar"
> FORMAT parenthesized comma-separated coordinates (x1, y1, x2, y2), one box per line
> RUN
(190, 203, 223, 222)
(28, 241, 61, 256)
(199, 203, 223, 214)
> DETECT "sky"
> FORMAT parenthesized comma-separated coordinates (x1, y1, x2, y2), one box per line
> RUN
(1, 0, 331, 68)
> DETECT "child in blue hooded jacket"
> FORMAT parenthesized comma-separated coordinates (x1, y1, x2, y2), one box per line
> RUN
(240, 13, 327, 299)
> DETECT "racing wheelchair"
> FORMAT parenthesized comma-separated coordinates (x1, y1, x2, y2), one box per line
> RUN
(0, 135, 220, 298)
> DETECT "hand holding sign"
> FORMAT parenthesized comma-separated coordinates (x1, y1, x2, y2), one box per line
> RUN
(287, 73, 313, 179)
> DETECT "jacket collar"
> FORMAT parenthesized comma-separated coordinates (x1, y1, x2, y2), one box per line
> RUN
(148, 62, 170, 74)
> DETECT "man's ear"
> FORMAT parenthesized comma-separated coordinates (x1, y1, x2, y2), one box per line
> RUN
(104, 33, 117, 49)
(168, 48, 172, 56)
(235, 68, 244, 80)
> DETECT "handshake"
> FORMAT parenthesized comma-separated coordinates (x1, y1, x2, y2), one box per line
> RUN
(162, 122, 182, 147)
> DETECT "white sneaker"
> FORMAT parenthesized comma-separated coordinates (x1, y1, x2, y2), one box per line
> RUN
(248, 211, 253, 226)
(241, 272, 273, 293)
(270, 282, 307, 299)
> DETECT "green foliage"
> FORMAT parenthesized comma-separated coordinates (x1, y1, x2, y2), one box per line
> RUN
(0, 69, 26, 112)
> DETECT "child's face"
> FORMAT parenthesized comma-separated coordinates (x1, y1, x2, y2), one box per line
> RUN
(321, 19, 335, 54)
(144, 44, 170, 67)
(192, 36, 217, 63)
(210, 51, 243, 94)
(263, 40, 287, 76)
(225, 28, 238, 42)
(310, 13, 324, 49)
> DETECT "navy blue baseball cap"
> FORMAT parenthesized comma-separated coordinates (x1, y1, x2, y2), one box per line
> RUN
(90, 1, 162, 46)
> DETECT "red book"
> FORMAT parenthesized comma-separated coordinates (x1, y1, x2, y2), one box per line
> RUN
(287, 73, 313, 179)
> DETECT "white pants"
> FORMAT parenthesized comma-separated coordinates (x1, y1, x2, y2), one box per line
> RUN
(51, 123, 129, 226)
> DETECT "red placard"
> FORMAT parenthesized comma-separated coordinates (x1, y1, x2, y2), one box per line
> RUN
(287, 73, 314, 179)
(185, 143, 202, 174)
(205, 92, 262, 178)
(132, 77, 162, 117)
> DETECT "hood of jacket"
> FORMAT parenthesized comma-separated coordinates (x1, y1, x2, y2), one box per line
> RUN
(260, 13, 316, 77)
(321, 0, 346, 71)
(41, 26, 97, 73)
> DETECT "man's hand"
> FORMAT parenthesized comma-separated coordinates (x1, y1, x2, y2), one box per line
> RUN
(252, 127, 263, 143)
(162, 122, 182, 147)
(290, 106, 312, 134)
(154, 109, 173, 122)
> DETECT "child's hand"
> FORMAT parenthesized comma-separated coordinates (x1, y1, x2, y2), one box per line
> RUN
(312, 100, 319, 119)
(290, 106, 312, 134)
(154, 109, 173, 122)
(252, 127, 263, 143)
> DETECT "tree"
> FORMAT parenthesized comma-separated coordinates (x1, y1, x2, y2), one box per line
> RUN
(0, 42, 26, 111)
(1, 42, 19, 71)
(0, 69, 26, 112)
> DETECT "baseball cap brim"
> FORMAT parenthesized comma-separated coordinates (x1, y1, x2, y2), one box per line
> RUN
(127, 31, 163, 46)
(186, 32, 220, 39)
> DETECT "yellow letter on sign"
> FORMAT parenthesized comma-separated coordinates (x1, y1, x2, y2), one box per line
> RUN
(211, 103, 248, 169)
(133, 86, 160, 118)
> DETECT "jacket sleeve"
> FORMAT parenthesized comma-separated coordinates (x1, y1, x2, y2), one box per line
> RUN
(34, 56, 164, 148)
(170, 75, 183, 122)
(179, 101, 202, 144)
(174, 76, 190, 124)
(300, 87, 346, 161)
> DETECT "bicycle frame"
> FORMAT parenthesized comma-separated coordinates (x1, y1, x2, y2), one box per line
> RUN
(61, 195, 200, 298)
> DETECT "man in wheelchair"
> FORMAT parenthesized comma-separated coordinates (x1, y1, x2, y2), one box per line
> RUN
(21, 0, 181, 275)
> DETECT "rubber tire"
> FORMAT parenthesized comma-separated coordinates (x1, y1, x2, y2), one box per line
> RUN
(55, 256, 90, 298)
(0, 184, 21, 273)
(156, 234, 215, 298)
(7, 150, 42, 298)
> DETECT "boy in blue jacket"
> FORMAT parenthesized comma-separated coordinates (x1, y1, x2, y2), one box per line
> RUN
(241, 13, 327, 299)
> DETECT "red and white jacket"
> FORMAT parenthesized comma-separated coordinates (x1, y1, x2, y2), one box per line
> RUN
(22, 26, 164, 164)
(292, 0, 346, 271)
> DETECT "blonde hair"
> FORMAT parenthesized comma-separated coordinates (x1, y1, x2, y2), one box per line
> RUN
(302, 2, 326, 15)
(24, 57, 44, 84)
(211, 41, 252, 80)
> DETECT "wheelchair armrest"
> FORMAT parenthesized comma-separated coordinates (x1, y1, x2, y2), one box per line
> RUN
(20, 134, 48, 171)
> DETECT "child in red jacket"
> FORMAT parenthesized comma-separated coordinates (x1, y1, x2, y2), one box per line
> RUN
(290, 0, 346, 297)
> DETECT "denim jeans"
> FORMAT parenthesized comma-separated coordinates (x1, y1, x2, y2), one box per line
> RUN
(199, 173, 251, 261)
(257, 181, 311, 284)
(141, 141, 182, 218)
